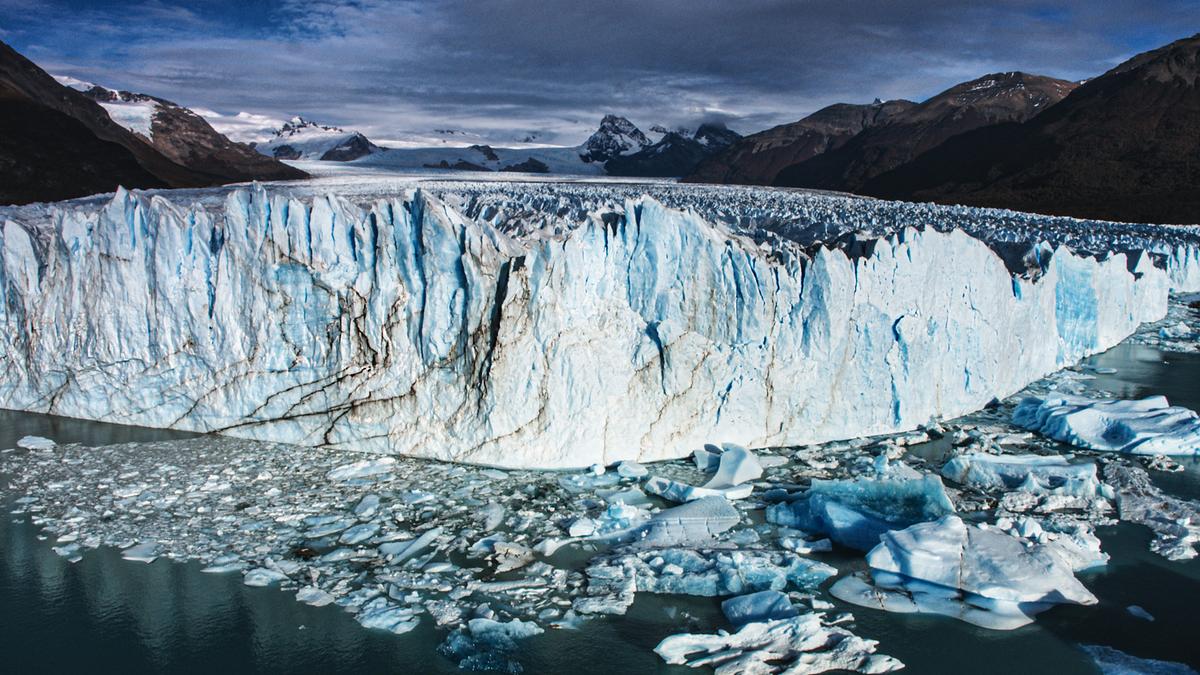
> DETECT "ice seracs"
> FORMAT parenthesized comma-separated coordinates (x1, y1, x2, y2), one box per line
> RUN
(1013, 395, 1200, 456)
(831, 515, 1098, 629)
(0, 180, 1191, 468)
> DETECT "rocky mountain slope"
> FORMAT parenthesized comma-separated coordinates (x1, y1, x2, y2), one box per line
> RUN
(685, 100, 915, 185)
(0, 40, 304, 205)
(865, 34, 1200, 224)
(773, 72, 1077, 192)
(71, 81, 306, 182)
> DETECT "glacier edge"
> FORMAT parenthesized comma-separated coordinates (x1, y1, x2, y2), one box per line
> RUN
(0, 186, 1187, 468)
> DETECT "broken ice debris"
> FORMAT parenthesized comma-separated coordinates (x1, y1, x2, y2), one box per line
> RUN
(655, 612, 903, 675)
(646, 444, 763, 502)
(1013, 395, 1200, 456)
(1104, 462, 1200, 560)
(942, 452, 1114, 500)
(581, 548, 836, 617)
(830, 515, 1097, 630)
(767, 474, 955, 551)
(16, 435, 56, 451)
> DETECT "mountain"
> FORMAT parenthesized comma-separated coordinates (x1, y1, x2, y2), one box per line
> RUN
(605, 123, 742, 177)
(774, 72, 1077, 192)
(683, 100, 916, 185)
(866, 34, 1200, 224)
(67, 80, 306, 183)
(578, 114, 651, 162)
(0, 40, 304, 205)
(254, 117, 382, 161)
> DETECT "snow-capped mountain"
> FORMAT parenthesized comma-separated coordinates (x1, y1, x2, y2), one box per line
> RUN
(578, 114, 652, 162)
(255, 117, 382, 161)
(605, 123, 742, 177)
(54, 76, 307, 185)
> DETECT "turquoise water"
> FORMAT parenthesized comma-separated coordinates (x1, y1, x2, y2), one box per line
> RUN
(2, 338, 1199, 674)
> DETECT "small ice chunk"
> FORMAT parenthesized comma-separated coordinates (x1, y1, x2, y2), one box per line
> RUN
(244, 567, 289, 587)
(721, 590, 800, 626)
(616, 460, 648, 478)
(297, 586, 336, 607)
(326, 457, 396, 481)
(646, 445, 763, 503)
(1126, 605, 1155, 622)
(357, 597, 419, 634)
(1014, 395, 1200, 456)
(17, 435, 56, 451)
(339, 523, 380, 545)
(121, 542, 159, 563)
(353, 494, 381, 518)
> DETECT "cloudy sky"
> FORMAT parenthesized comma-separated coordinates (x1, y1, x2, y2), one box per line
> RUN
(1, 0, 1194, 145)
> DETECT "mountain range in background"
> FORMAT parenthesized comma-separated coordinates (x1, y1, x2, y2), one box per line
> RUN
(688, 33, 1200, 224)
(2, 33, 1198, 223)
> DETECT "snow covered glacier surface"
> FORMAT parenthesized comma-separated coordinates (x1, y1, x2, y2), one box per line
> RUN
(0, 181, 1192, 468)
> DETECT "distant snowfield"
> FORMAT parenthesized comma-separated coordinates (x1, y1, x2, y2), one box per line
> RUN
(1, 172, 1198, 467)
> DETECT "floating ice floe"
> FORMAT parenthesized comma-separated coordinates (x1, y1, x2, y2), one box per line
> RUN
(767, 474, 955, 551)
(639, 496, 742, 546)
(942, 453, 1112, 500)
(1080, 645, 1198, 675)
(1013, 395, 1200, 456)
(831, 515, 1097, 630)
(121, 541, 159, 563)
(655, 611, 904, 675)
(646, 444, 763, 502)
(16, 435, 56, 451)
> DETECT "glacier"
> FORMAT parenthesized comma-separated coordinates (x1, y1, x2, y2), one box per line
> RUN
(0, 179, 1196, 468)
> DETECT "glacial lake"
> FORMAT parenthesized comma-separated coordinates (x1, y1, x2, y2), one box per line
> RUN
(2, 341, 1199, 674)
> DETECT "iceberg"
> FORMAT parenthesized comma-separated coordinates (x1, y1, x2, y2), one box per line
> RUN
(438, 618, 544, 673)
(942, 452, 1113, 500)
(767, 474, 955, 551)
(830, 515, 1097, 630)
(1013, 395, 1200, 456)
(0, 182, 1185, 468)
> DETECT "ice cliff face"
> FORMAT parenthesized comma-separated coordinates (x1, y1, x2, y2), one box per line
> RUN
(0, 185, 1189, 468)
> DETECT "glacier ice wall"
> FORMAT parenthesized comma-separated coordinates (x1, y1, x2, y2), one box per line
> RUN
(0, 186, 1185, 468)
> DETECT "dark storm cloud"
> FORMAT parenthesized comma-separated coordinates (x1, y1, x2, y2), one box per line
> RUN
(2, 0, 1194, 144)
